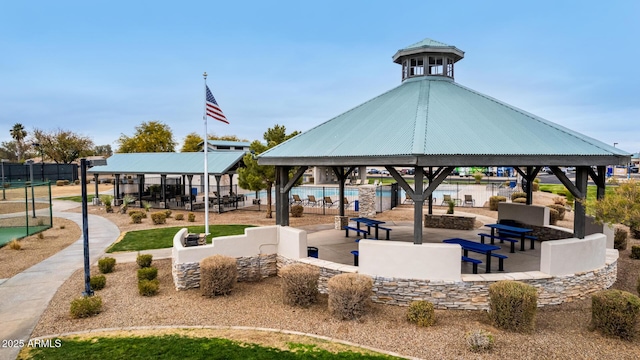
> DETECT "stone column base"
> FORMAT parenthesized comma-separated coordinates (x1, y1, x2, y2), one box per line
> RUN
(335, 216, 348, 230)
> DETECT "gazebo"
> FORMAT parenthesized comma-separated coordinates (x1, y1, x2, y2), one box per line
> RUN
(259, 38, 631, 242)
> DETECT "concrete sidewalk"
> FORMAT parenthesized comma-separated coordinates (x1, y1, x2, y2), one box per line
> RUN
(0, 201, 120, 360)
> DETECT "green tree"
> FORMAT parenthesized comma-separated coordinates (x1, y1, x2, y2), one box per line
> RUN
(0, 141, 19, 161)
(33, 128, 95, 164)
(10, 123, 27, 161)
(238, 125, 299, 218)
(180, 132, 203, 152)
(587, 180, 640, 238)
(93, 144, 113, 157)
(117, 121, 176, 153)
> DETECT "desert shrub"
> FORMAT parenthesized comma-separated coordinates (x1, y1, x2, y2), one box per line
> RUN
(614, 228, 628, 251)
(138, 279, 159, 296)
(60, 225, 65, 229)
(97, 257, 116, 274)
(591, 289, 640, 340)
(130, 212, 144, 224)
(511, 192, 527, 201)
(142, 201, 152, 212)
(280, 263, 319, 307)
(290, 205, 304, 217)
(466, 329, 494, 353)
(175, 213, 184, 221)
(489, 280, 538, 332)
(446, 200, 455, 214)
(200, 255, 238, 297)
(8, 239, 21, 250)
(100, 195, 112, 207)
(532, 182, 539, 191)
(150, 211, 167, 225)
(630, 245, 640, 260)
(137, 253, 153, 268)
(406, 300, 436, 327)
(164, 209, 172, 218)
(548, 208, 560, 225)
(90, 275, 106, 291)
(74, 179, 80, 185)
(547, 204, 566, 220)
(64, 179, 70, 185)
(513, 198, 527, 204)
(533, 178, 540, 183)
(129, 210, 147, 218)
(137, 267, 158, 281)
(489, 196, 507, 211)
(473, 172, 483, 184)
(56, 180, 65, 186)
(327, 273, 373, 320)
(188, 212, 196, 222)
(631, 224, 640, 240)
(70, 296, 103, 318)
(553, 196, 567, 206)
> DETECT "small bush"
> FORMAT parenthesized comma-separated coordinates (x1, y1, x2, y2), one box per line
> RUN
(473, 172, 483, 184)
(406, 300, 436, 327)
(466, 329, 494, 353)
(513, 198, 527, 204)
(280, 263, 319, 307)
(137, 267, 158, 281)
(151, 211, 167, 225)
(614, 228, 628, 251)
(489, 196, 507, 211)
(290, 205, 304, 217)
(60, 225, 66, 230)
(142, 201, 152, 212)
(8, 239, 21, 250)
(630, 245, 640, 260)
(533, 178, 540, 183)
(137, 253, 153, 268)
(100, 195, 112, 207)
(547, 204, 566, 220)
(511, 192, 527, 201)
(489, 280, 538, 332)
(200, 255, 238, 297)
(74, 179, 80, 185)
(591, 289, 640, 340)
(129, 210, 147, 218)
(56, 180, 65, 186)
(64, 179, 70, 185)
(70, 295, 103, 318)
(98, 257, 116, 274)
(90, 275, 106, 291)
(327, 273, 373, 320)
(130, 212, 144, 224)
(175, 213, 184, 221)
(532, 182, 539, 191)
(552, 196, 567, 206)
(446, 200, 455, 214)
(164, 209, 172, 218)
(138, 279, 159, 296)
(188, 212, 196, 222)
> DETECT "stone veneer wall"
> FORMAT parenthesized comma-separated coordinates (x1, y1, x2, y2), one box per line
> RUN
(334, 216, 348, 230)
(424, 214, 476, 230)
(173, 254, 277, 290)
(276, 253, 617, 310)
(499, 219, 573, 241)
(358, 186, 376, 218)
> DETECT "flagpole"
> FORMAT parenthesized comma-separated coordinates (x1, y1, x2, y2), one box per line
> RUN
(203, 72, 210, 236)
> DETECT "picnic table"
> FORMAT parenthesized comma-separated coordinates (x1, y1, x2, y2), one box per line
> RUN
(443, 238, 501, 273)
(350, 217, 389, 240)
(484, 223, 534, 251)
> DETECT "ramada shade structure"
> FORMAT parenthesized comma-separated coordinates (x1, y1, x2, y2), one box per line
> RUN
(259, 38, 631, 243)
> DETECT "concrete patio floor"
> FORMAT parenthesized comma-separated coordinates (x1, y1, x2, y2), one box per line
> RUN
(302, 218, 544, 275)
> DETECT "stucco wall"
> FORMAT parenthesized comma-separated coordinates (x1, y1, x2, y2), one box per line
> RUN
(540, 233, 607, 275)
(498, 202, 549, 226)
(358, 240, 461, 281)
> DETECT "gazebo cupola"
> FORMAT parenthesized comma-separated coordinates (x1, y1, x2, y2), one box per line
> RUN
(392, 38, 465, 81)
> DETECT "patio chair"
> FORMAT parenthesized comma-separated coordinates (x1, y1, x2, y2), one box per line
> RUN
(291, 194, 303, 205)
(354, 179, 362, 185)
(343, 197, 351, 209)
(464, 194, 475, 207)
(323, 196, 338, 207)
(306, 195, 319, 207)
(373, 179, 380, 186)
(440, 194, 452, 206)
(344, 179, 352, 186)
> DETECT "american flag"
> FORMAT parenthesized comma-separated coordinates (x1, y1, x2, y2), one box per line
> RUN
(205, 85, 229, 124)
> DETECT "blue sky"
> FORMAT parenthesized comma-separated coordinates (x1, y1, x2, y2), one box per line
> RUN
(1, 1, 639, 154)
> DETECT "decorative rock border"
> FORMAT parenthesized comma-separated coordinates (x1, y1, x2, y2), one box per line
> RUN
(173, 254, 277, 290)
(424, 214, 475, 230)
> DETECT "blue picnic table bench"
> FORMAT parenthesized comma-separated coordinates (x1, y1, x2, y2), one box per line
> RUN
(443, 238, 506, 273)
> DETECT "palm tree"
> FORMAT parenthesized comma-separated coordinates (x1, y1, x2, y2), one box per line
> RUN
(10, 123, 27, 161)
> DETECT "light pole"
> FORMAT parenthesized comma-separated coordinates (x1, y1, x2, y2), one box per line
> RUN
(26, 160, 35, 218)
(81, 158, 107, 297)
(1, 159, 7, 200)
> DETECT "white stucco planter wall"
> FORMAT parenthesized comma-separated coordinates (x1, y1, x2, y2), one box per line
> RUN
(540, 233, 607, 275)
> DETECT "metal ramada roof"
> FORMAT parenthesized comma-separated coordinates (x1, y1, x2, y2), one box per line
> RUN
(88, 151, 246, 175)
(259, 76, 629, 167)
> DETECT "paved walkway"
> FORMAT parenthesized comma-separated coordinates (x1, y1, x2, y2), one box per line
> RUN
(0, 201, 120, 360)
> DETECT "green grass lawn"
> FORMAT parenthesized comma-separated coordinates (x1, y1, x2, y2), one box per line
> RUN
(106, 225, 254, 253)
(538, 184, 615, 201)
(23, 335, 398, 359)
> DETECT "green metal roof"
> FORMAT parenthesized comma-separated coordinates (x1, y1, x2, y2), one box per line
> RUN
(206, 140, 251, 148)
(259, 76, 630, 167)
(392, 38, 465, 63)
(88, 151, 246, 175)
(403, 38, 454, 49)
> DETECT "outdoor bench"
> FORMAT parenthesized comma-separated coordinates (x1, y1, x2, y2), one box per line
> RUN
(461, 256, 482, 274)
(375, 226, 392, 240)
(351, 250, 359, 266)
(491, 253, 508, 271)
(478, 232, 518, 253)
(344, 226, 369, 238)
(498, 230, 537, 250)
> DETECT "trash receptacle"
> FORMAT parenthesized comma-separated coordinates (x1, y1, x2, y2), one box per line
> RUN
(354, 200, 359, 211)
(185, 233, 200, 247)
(307, 246, 318, 258)
(509, 180, 516, 188)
